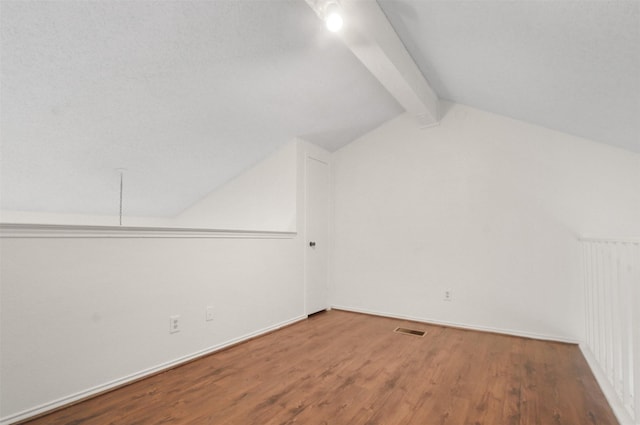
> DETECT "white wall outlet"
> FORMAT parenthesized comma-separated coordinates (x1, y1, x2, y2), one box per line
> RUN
(169, 315, 181, 333)
(443, 290, 452, 302)
(205, 306, 214, 321)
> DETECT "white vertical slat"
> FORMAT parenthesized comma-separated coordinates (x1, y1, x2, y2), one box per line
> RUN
(633, 243, 639, 420)
(612, 242, 622, 398)
(586, 242, 594, 351)
(624, 241, 636, 420)
(591, 242, 598, 352)
(605, 242, 614, 383)
(583, 243, 592, 350)
(580, 237, 639, 422)
(603, 242, 610, 373)
(620, 242, 633, 412)
(590, 241, 598, 354)
(598, 242, 606, 366)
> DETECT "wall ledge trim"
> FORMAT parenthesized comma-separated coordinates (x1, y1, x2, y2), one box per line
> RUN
(0, 315, 308, 425)
(0, 223, 297, 239)
(331, 305, 580, 344)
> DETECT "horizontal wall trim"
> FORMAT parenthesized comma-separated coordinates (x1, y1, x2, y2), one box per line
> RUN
(0, 315, 307, 425)
(579, 235, 640, 244)
(0, 223, 297, 239)
(580, 344, 637, 425)
(331, 305, 579, 344)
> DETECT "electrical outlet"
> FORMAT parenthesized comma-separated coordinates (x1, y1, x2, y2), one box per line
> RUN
(205, 306, 214, 321)
(443, 290, 452, 302)
(169, 315, 181, 333)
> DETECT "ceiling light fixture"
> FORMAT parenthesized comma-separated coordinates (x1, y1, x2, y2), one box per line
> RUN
(324, 1, 343, 32)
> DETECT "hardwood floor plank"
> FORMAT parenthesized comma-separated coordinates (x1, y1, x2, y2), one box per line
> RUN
(20, 310, 618, 425)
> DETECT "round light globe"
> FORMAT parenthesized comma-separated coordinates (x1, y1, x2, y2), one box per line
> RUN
(325, 12, 343, 32)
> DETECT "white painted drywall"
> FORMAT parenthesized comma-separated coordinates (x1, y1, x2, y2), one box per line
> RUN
(379, 0, 640, 153)
(1, 0, 401, 218)
(2, 105, 638, 422)
(174, 140, 298, 232)
(0, 210, 173, 227)
(0, 138, 333, 422)
(331, 102, 640, 341)
(0, 236, 303, 422)
(1, 140, 299, 232)
(0, 140, 321, 422)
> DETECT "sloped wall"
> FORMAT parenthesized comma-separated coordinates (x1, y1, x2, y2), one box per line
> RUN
(1, 141, 298, 232)
(331, 103, 640, 341)
(174, 141, 298, 231)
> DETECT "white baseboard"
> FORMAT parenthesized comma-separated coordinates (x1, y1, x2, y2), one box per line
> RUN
(7, 311, 626, 425)
(579, 344, 637, 425)
(0, 315, 307, 425)
(331, 305, 579, 344)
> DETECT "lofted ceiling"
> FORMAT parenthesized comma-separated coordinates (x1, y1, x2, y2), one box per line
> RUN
(379, 0, 640, 153)
(0, 0, 402, 217)
(1, 0, 638, 219)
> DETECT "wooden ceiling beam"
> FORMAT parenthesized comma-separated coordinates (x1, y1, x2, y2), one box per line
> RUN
(306, 0, 440, 127)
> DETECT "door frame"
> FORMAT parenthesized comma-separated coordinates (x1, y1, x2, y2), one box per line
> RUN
(299, 141, 332, 316)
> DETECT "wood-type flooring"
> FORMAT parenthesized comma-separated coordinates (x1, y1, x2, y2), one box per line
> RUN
(22, 310, 618, 424)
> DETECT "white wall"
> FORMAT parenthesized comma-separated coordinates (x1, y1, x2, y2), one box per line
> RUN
(331, 103, 640, 342)
(1, 141, 298, 232)
(2, 106, 638, 422)
(0, 210, 172, 228)
(174, 141, 298, 232)
(0, 236, 303, 421)
(0, 140, 313, 423)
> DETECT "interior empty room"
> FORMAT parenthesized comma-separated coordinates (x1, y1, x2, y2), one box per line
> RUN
(0, 1, 638, 424)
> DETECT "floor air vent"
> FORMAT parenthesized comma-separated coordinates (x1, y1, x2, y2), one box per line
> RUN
(394, 327, 426, 337)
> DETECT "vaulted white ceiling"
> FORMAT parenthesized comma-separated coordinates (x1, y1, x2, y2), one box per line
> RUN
(379, 0, 640, 153)
(0, 0, 401, 217)
(1, 0, 638, 218)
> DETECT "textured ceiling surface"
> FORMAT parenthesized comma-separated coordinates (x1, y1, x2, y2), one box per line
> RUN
(0, 0, 401, 217)
(2, 1, 638, 219)
(379, 0, 640, 153)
